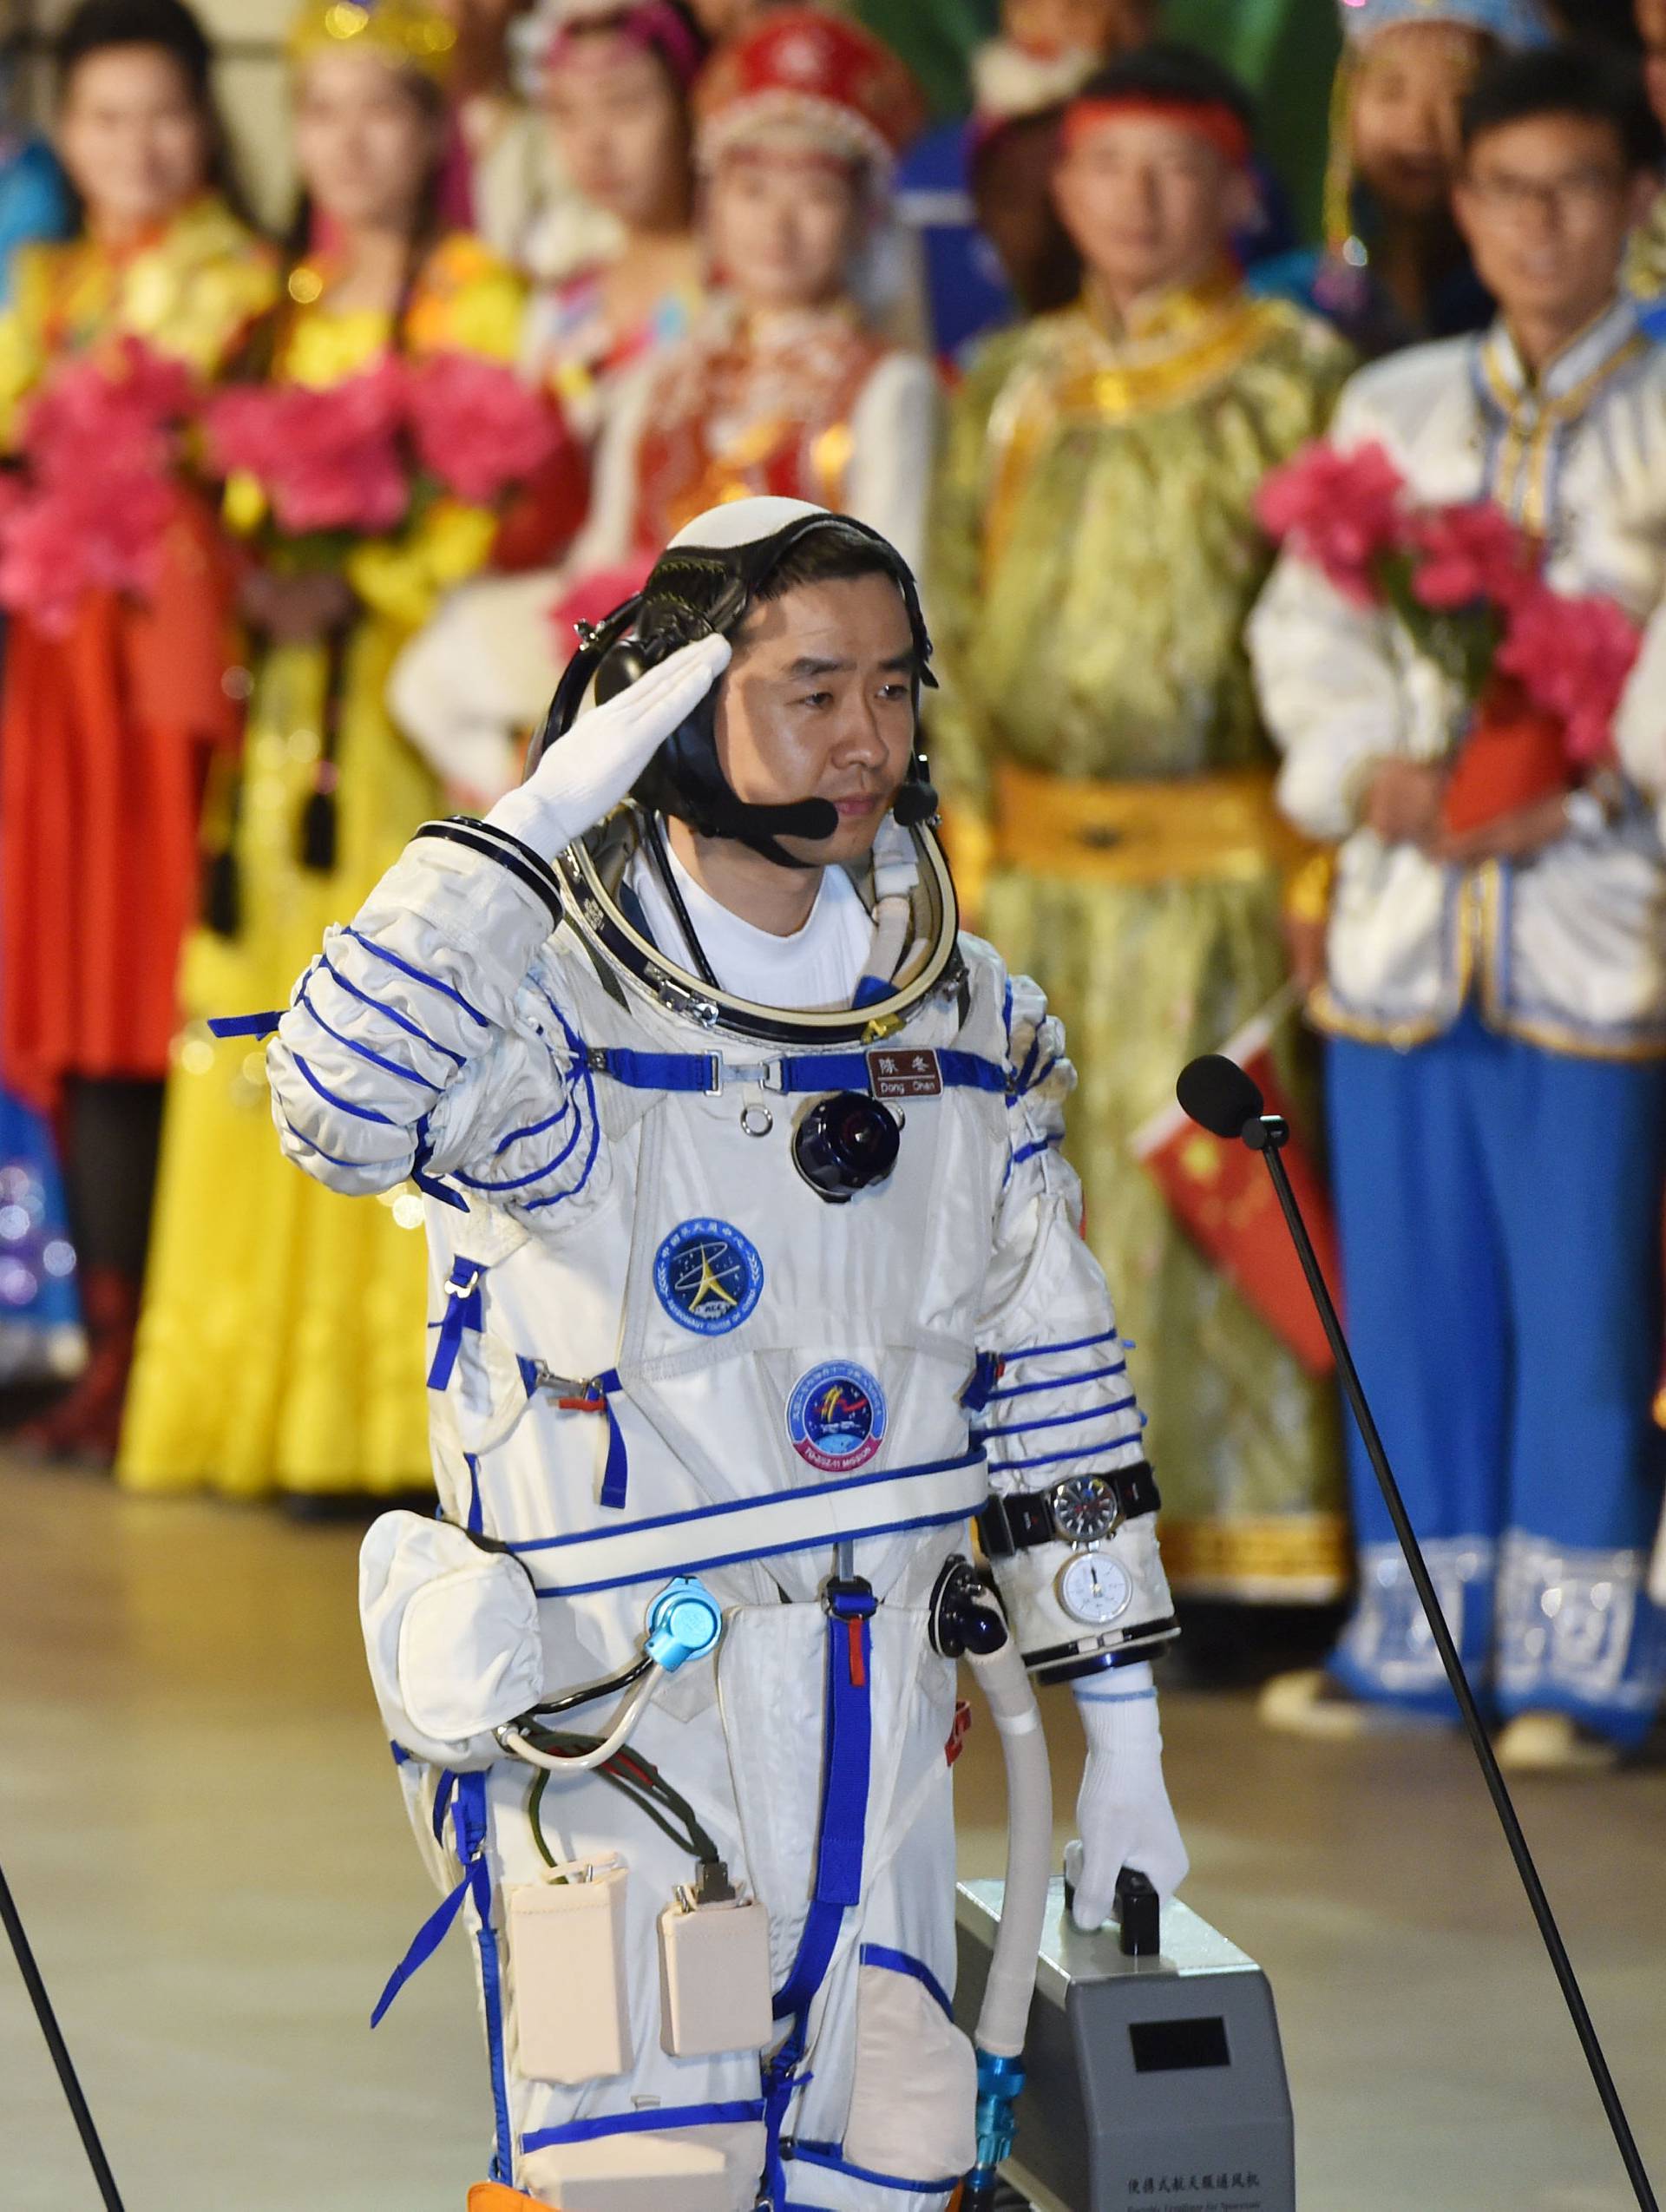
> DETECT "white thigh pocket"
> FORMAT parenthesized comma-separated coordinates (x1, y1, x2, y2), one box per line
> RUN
(519, 2121, 766, 2210)
(842, 1954, 978, 2181)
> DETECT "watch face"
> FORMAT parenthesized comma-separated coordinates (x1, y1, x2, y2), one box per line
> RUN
(1056, 1551, 1134, 1627)
(1053, 1474, 1123, 1545)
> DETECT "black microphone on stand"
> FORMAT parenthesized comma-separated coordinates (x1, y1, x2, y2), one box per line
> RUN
(1177, 1053, 1658, 2212)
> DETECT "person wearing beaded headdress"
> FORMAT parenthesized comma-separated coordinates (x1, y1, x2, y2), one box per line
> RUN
(519, 1, 708, 444)
(0, 0, 279, 1463)
(1251, 0, 1556, 358)
(116, 0, 534, 1504)
(386, 5, 936, 801)
(929, 43, 1356, 1621)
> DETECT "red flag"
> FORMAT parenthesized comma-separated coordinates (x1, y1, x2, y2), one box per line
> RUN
(1131, 1001, 1341, 1376)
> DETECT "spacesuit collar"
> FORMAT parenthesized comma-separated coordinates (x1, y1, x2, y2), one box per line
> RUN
(555, 804, 962, 1046)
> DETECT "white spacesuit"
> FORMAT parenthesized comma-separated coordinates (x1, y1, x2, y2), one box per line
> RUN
(262, 499, 1185, 2210)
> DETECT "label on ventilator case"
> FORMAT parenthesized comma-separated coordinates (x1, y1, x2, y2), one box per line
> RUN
(656, 1893, 774, 2058)
(506, 1854, 634, 2084)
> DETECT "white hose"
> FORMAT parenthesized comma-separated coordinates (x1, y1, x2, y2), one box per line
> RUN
(498, 1668, 662, 1774)
(965, 1623, 1052, 2060)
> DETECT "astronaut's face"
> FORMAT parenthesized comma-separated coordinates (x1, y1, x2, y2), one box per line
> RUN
(714, 572, 918, 869)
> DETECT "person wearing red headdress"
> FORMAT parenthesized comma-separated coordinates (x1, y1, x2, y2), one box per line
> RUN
(389, 4, 937, 798)
(930, 42, 1355, 1626)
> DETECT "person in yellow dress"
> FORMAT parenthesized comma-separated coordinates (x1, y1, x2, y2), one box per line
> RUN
(929, 43, 1354, 1618)
(118, 0, 528, 1504)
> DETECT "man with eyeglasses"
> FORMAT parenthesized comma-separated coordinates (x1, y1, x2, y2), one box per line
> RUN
(1250, 45, 1666, 1768)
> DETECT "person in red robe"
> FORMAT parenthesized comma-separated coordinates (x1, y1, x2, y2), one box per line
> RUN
(0, 0, 277, 1459)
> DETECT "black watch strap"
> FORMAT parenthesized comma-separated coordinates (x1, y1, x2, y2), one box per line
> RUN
(977, 1459, 1161, 1560)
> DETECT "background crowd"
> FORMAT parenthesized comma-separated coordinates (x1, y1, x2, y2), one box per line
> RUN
(1, 0, 1665, 1769)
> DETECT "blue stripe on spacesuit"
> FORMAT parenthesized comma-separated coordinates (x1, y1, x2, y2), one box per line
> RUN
(453, 1106, 586, 1191)
(273, 1106, 376, 1172)
(342, 928, 491, 1027)
(456, 1774, 514, 2182)
(289, 1053, 397, 1125)
(519, 984, 603, 1212)
(981, 1360, 1127, 1403)
(318, 951, 465, 1066)
(585, 1045, 1008, 1099)
(856, 1944, 953, 2018)
(296, 978, 438, 1089)
(528, 1499, 982, 1598)
(1006, 1327, 1120, 1362)
(988, 1403, 1144, 1473)
(520, 2098, 767, 2154)
(763, 1596, 875, 2207)
(983, 1387, 1129, 1439)
(787, 2142, 963, 2194)
(1001, 1132, 1059, 1185)
(492, 1091, 576, 1154)
(427, 1258, 484, 1389)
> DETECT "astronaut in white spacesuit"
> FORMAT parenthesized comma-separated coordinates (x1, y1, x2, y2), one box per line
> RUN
(263, 496, 1187, 2211)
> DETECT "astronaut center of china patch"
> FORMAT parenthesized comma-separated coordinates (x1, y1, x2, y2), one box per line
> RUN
(653, 1218, 765, 1336)
(787, 1361, 888, 1473)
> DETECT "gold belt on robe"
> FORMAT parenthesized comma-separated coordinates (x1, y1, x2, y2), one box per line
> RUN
(993, 760, 1310, 888)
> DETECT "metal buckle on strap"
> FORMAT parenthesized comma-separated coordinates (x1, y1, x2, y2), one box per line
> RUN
(445, 1266, 482, 1302)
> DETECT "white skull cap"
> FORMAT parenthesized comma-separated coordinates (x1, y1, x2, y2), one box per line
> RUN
(666, 496, 832, 552)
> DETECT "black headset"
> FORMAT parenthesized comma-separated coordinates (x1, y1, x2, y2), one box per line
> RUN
(527, 510, 940, 870)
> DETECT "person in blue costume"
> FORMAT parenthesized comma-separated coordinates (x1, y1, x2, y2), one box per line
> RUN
(0, 84, 80, 1390)
(1251, 0, 1555, 357)
(1251, 45, 1666, 1770)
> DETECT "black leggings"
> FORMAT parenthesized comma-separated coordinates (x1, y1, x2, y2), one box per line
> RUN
(62, 1077, 165, 1285)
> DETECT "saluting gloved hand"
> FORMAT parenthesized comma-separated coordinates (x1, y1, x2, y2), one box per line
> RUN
(1066, 1663, 1189, 1931)
(483, 632, 731, 863)
(359, 1511, 545, 1769)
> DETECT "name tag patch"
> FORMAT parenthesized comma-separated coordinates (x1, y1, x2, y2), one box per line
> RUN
(866, 1047, 942, 1099)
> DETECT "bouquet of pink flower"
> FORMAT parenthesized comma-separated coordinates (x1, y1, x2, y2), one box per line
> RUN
(1258, 438, 1643, 832)
(204, 358, 410, 536)
(0, 336, 200, 634)
(202, 350, 567, 543)
(403, 351, 566, 507)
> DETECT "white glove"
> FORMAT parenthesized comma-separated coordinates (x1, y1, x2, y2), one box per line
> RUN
(482, 630, 731, 862)
(1067, 1663, 1189, 1930)
(359, 1510, 545, 1769)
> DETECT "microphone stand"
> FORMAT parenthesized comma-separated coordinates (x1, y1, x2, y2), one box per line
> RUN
(1243, 1110, 1657, 2212)
(0, 1851, 127, 2210)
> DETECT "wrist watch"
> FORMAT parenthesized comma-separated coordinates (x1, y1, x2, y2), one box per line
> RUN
(1055, 1549, 1136, 1627)
(978, 1461, 1159, 1560)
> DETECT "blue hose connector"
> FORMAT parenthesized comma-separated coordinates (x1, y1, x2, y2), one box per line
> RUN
(645, 1577, 723, 1671)
(965, 2046, 1026, 2202)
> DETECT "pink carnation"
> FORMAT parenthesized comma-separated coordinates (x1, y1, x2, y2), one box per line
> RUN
(404, 351, 565, 506)
(1497, 584, 1643, 767)
(22, 335, 196, 487)
(0, 337, 193, 631)
(0, 469, 178, 634)
(1256, 437, 1408, 605)
(204, 359, 410, 535)
(1407, 500, 1540, 614)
